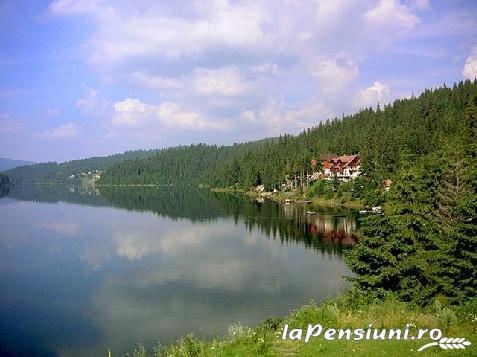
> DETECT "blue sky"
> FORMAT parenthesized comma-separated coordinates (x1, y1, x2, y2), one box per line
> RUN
(1, 0, 476, 162)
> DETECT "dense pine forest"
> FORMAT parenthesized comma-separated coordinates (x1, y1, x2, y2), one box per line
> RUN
(96, 80, 477, 192)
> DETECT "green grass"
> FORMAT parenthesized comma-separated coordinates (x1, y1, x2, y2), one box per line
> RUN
(124, 291, 477, 356)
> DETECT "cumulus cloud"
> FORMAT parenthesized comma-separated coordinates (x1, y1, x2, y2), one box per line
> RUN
(311, 58, 358, 92)
(50, 0, 267, 70)
(130, 71, 182, 90)
(112, 97, 229, 130)
(48, 0, 430, 141)
(192, 67, 249, 97)
(158, 102, 229, 130)
(463, 46, 477, 80)
(114, 98, 147, 113)
(365, 0, 420, 31)
(39, 123, 79, 139)
(112, 98, 152, 127)
(245, 98, 334, 134)
(354, 81, 391, 108)
(240, 110, 256, 123)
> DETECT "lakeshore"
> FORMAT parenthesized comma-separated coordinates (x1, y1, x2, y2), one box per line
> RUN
(125, 291, 477, 356)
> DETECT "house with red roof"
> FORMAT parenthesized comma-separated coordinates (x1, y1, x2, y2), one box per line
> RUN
(318, 153, 361, 181)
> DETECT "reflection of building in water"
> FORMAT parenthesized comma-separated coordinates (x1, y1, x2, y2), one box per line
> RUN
(307, 214, 358, 246)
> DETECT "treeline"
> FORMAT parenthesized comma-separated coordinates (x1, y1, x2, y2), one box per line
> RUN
(97, 140, 274, 186)
(98, 80, 477, 191)
(2, 149, 158, 184)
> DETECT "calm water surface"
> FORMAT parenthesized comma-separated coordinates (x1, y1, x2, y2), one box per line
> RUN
(0, 186, 358, 356)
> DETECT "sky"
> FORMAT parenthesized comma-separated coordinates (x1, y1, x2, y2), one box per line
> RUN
(0, 0, 477, 162)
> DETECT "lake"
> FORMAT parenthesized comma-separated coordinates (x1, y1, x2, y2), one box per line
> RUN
(0, 185, 358, 356)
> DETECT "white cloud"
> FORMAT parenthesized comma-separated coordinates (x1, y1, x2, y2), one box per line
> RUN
(354, 81, 391, 108)
(40, 123, 79, 139)
(112, 98, 151, 127)
(250, 63, 280, 75)
(311, 58, 358, 92)
(111, 98, 229, 130)
(130, 71, 182, 90)
(114, 98, 147, 113)
(192, 67, 248, 96)
(365, 0, 420, 31)
(463, 46, 477, 80)
(76, 85, 109, 114)
(61, 1, 267, 69)
(240, 110, 256, 123)
(158, 102, 229, 130)
(48, 0, 431, 141)
(248, 98, 334, 134)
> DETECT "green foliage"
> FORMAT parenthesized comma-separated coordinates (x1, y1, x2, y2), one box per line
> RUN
(347, 93, 477, 305)
(92, 80, 477, 194)
(123, 293, 477, 356)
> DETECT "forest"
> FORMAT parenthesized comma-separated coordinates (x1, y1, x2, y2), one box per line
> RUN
(1, 149, 158, 184)
(95, 80, 477, 193)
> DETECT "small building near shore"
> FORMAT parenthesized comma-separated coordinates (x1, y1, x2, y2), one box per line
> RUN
(316, 154, 361, 181)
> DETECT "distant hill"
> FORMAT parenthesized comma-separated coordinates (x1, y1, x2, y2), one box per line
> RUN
(0, 157, 34, 172)
(3, 149, 159, 185)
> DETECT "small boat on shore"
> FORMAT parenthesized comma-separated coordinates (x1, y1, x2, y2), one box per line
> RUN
(306, 211, 316, 215)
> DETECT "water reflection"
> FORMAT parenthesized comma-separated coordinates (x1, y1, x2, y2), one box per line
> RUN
(0, 186, 358, 356)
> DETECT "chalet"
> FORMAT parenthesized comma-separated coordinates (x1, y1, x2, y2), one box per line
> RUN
(382, 179, 393, 191)
(318, 154, 361, 181)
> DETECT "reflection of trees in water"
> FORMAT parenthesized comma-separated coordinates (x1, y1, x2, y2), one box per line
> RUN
(0, 187, 9, 199)
(5, 184, 107, 206)
(5, 185, 358, 255)
(243, 203, 358, 255)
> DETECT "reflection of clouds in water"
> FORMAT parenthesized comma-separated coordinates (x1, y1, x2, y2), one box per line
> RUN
(0, 196, 354, 356)
(80, 240, 114, 270)
(113, 222, 225, 260)
(39, 222, 79, 237)
(86, 222, 350, 355)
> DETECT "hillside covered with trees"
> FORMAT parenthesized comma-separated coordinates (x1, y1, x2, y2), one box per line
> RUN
(97, 80, 477, 192)
(1, 149, 159, 185)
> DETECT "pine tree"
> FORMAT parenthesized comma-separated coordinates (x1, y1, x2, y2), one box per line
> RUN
(347, 158, 442, 304)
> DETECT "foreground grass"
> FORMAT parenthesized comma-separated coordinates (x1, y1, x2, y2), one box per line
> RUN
(125, 291, 476, 356)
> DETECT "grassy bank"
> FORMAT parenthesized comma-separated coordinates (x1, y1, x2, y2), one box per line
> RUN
(125, 292, 476, 356)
